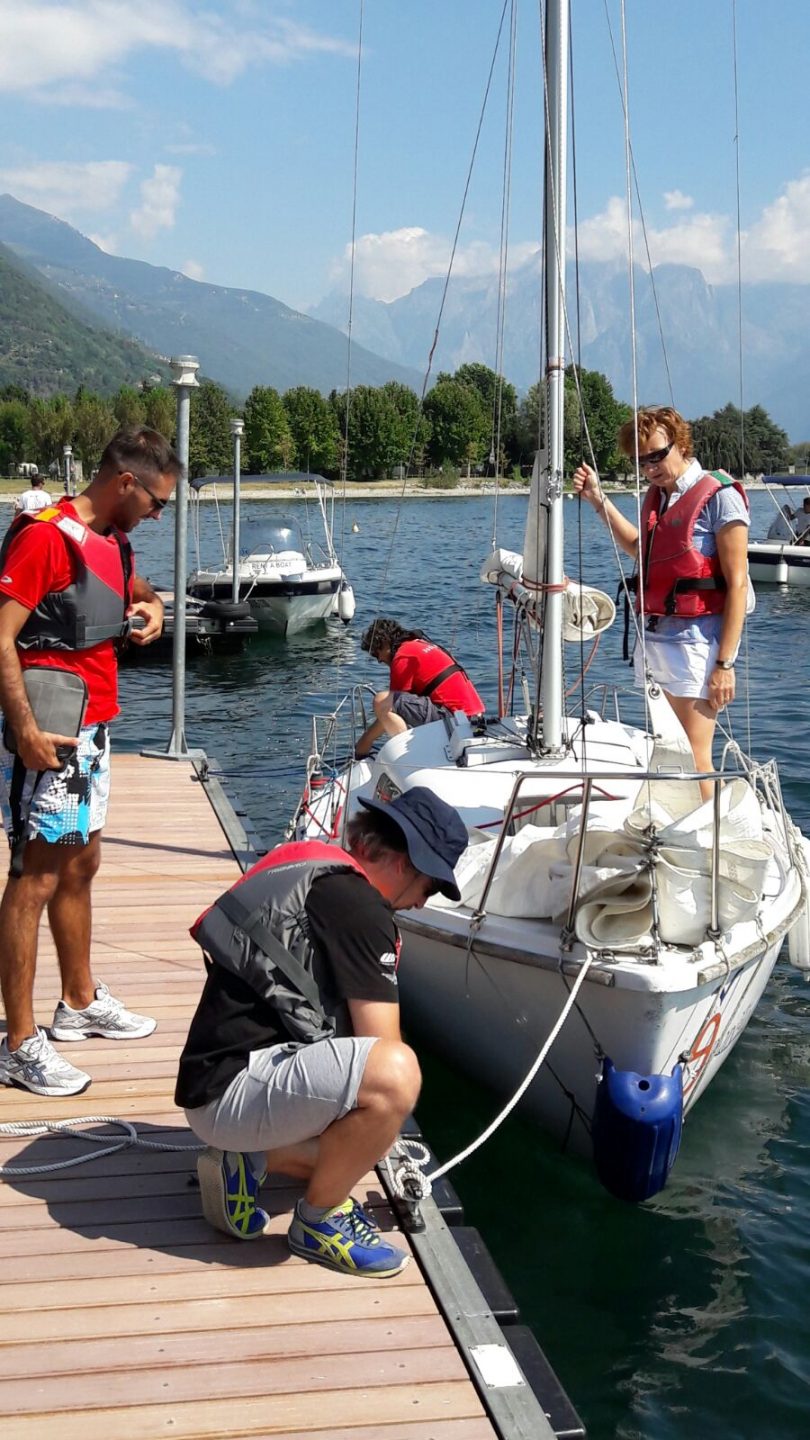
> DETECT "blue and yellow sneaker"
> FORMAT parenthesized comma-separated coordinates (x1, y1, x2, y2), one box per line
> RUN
(197, 1147, 269, 1240)
(287, 1197, 410, 1277)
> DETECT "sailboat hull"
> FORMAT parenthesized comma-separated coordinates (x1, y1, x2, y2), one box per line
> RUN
(396, 916, 784, 1156)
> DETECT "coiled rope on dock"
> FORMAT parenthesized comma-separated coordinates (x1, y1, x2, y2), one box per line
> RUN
(0, 1116, 203, 1178)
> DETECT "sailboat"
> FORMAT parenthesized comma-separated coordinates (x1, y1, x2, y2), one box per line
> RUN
(187, 471, 356, 636)
(290, 0, 809, 1199)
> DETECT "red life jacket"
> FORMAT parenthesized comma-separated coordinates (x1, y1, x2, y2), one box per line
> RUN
(0, 501, 134, 652)
(191, 841, 374, 1046)
(392, 638, 485, 715)
(637, 472, 749, 619)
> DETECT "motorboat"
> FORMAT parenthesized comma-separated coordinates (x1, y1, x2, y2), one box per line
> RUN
(748, 475, 810, 586)
(187, 472, 355, 636)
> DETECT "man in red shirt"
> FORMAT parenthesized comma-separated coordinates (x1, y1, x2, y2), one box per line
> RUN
(0, 426, 181, 1097)
(354, 617, 485, 759)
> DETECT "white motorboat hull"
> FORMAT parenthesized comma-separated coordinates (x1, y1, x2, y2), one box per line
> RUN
(748, 541, 810, 586)
(188, 569, 341, 636)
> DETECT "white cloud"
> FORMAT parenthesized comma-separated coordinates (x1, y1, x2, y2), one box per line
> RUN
(182, 258, 204, 281)
(87, 230, 120, 253)
(742, 174, 810, 282)
(664, 189, 694, 211)
(0, 159, 132, 217)
(572, 196, 731, 281)
(573, 178, 810, 285)
(0, 2, 354, 99)
(129, 163, 181, 239)
(334, 226, 539, 302)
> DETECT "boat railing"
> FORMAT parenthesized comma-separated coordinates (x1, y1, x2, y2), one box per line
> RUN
(288, 685, 377, 840)
(471, 758, 789, 957)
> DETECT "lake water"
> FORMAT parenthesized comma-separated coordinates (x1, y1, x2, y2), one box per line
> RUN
(118, 489, 810, 1440)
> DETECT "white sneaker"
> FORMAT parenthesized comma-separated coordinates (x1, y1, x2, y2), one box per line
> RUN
(51, 982, 157, 1042)
(0, 1028, 91, 1096)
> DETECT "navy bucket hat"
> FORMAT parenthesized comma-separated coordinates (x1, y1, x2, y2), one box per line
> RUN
(358, 785, 468, 902)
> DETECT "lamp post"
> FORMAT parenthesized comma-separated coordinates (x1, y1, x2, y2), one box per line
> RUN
(144, 355, 205, 761)
(63, 444, 73, 498)
(230, 418, 244, 604)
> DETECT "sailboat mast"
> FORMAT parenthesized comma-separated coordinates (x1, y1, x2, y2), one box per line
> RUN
(538, 0, 569, 752)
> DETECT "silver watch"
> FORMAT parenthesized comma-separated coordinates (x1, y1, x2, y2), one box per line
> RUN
(715, 658, 735, 670)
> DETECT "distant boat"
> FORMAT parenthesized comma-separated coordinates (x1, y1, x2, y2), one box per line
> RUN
(187, 472, 355, 636)
(748, 475, 810, 586)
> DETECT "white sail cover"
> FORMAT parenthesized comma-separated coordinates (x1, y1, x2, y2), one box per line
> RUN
(480, 547, 615, 640)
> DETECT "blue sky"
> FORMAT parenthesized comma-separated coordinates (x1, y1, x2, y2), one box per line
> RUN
(1, 1, 808, 312)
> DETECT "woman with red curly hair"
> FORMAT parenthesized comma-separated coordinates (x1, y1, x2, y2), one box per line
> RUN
(574, 406, 750, 798)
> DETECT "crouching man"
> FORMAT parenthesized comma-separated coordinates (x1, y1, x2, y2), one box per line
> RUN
(175, 786, 468, 1279)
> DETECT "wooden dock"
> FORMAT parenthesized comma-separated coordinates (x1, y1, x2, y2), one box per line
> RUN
(0, 753, 544, 1440)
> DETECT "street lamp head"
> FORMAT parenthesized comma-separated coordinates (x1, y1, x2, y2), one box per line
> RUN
(230, 418, 245, 437)
(63, 444, 72, 458)
(170, 355, 200, 389)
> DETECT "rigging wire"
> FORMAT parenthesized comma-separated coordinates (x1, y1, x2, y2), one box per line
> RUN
(731, 0, 754, 757)
(491, 0, 519, 551)
(332, 0, 364, 712)
(600, 0, 675, 409)
(372, 0, 512, 617)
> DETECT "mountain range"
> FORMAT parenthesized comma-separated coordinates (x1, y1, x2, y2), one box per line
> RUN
(0, 192, 807, 440)
(310, 255, 810, 441)
(0, 194, 420, 399)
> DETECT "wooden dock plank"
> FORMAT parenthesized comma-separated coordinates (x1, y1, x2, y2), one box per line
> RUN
(0, 754, 498, 1440)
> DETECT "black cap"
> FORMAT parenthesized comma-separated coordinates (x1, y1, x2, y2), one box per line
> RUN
(359, 785, 468, 901)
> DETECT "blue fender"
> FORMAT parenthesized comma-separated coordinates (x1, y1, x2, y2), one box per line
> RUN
(592, 1057, 683, 1202)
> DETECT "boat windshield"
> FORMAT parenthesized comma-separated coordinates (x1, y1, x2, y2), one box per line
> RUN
(242, 521, 308, 561)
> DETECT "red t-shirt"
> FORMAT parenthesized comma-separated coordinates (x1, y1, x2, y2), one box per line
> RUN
(0, 504, 128, 724)
(390, 639, 484, 715)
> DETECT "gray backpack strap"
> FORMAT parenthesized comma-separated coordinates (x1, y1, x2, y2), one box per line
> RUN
(216, 889, 323, 1010)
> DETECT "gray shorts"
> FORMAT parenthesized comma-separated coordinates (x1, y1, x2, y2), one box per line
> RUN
(184, 1035, 377, 1163)
(391, 691, 446, 727)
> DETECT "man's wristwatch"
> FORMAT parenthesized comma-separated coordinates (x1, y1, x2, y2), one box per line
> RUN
(715, 658, 735, 670)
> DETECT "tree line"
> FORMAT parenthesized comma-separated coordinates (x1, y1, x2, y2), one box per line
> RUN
(0, 369, 798, 484)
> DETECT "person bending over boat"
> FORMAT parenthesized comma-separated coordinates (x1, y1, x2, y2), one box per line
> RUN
(176, 787, 468, 1278)
(354, 617, 485, 760)
(573, 406, 750, 799)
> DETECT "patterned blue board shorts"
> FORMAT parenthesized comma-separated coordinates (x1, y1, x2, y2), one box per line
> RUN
(0, 721, 111, 853)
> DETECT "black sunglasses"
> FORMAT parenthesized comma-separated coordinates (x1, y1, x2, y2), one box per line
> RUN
(638, 442, 673, 467)
(130, 473, 169, 512)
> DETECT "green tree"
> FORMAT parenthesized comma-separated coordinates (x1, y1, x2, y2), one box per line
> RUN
(564, 367, 631, 476)
(28, 394, 74, 471)
(423, 378, 489, 472)
(378, 381, 428, 469)
(244, 386, 294, 472)
(282, 386, 340, 474)
(0, 399, 32, 473)
(113, 386, 147, 429)
(691, 402, 790, 477)
(331, 385, 408, 481)
(188, 380, 234, 478)
(73, 392, 117, 471)
(143, 386, 176, 442)
(445, 363, 518, 469)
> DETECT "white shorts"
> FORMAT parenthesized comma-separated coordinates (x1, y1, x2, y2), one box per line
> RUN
(633, 634, 719, 700)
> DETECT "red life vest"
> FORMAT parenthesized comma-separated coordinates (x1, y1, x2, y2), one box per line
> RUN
(391, 638, 485, 715)
(0, 501, 133, 652)
(191, 841, 374, 1046)
(637, 472, 749, 619)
